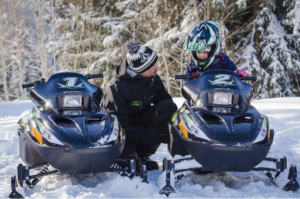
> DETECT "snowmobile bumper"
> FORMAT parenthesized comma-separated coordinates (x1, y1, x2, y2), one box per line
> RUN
(172, 125, 274, 172)
(18, 129, 125, 174)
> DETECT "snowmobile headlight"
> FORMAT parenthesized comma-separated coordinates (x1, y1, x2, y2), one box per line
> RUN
(63, 95, 82, 107)
(213, 92, 232, 105)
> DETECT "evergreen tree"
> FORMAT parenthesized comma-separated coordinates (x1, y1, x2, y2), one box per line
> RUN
(236, 0, 298, 98)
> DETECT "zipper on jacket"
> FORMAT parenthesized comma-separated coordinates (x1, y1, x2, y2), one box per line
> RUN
(140, 101, 142, 109)
(143, 90, 147, 106)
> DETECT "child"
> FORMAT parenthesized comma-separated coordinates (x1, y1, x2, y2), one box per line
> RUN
(184, 21, 247, 79)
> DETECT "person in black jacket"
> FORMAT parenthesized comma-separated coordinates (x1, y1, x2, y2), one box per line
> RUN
(101, 41, 177, 170)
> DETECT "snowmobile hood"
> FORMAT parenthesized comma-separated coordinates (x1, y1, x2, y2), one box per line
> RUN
(178, 104, 263, 146)
(29, 72, 102, 114)
(25, 108, 121, 149)
(49, 114, 112, 146)
(193, 108, 261, 145)
(32, 72, 99, 101)
(182, 70, 254, 112)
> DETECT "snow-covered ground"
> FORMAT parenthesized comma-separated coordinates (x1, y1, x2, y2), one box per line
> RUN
(0, 97, 299, 198)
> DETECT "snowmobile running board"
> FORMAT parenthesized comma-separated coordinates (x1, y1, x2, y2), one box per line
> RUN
(9, 158, 148, 198)
(17, 163, 58, 188)
(107, 158, 148, 183)
(159, 156, 299, 195)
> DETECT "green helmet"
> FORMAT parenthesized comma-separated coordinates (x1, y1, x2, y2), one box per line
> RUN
(184, 21, 221, 70)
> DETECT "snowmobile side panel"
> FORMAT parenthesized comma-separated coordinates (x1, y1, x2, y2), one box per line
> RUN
(18, 129, 46, 166)
(168, 123, 189, 157)
(173, 125, 274, 172)
(18, 129, 125, 174)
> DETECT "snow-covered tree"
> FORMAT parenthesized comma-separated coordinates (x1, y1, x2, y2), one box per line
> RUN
(1, 0, 300, 101)
(236, 0, 299, 98)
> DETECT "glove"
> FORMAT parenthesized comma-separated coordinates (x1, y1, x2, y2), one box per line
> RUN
(234, 69, 248, 77)
(160, 129, 170, 144)
(140, 128, 170, 145)
(140, 128, 162, 145)
(191, 71, 202, 80)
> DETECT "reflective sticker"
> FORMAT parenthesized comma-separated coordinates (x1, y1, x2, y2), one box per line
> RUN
(31, 128, 43, 144)
(120, 125, 123, 142)
(178, 121, 188, 138)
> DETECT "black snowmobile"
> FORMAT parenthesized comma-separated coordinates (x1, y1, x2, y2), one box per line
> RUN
(159, 70, 299, 195)
(9, 72, 147, 199)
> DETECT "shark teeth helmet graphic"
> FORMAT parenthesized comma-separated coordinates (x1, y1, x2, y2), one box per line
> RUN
(184, 21, 221, 70)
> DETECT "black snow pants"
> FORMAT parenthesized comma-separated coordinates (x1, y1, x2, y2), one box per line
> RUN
(119, 99, 177, 159)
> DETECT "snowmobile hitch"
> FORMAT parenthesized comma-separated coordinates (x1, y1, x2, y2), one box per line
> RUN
(17, 163, 58, 188)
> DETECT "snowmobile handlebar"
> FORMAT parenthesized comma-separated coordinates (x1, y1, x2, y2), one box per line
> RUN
(175, 74, 257, 81)
(175, 75, 190, 79)
(22, 82, 35, 89)
(85, 73, 103, 80)
(22, 74, 103, 89)
(175, 73, 201, 80)
(22, 78, 45, 89)
(240, 76, 257, 81)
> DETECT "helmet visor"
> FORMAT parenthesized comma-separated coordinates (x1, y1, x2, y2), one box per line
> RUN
(185, 36, 216, 51)
(198, 45, 211, 52)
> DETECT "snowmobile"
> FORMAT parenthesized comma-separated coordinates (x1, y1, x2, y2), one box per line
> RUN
(158, 70, 299, 195)
(9, 72, 148, 199)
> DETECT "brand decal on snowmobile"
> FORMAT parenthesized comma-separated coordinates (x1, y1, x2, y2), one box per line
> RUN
(209, 74, 235, 86)
(57, 77, 84, 89)
(132, 101, 140, 106)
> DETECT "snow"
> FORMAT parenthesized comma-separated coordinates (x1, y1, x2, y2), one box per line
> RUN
(0, 98, 300, 198)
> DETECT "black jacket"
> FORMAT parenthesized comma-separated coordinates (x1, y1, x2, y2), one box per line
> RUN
(101, 58, 173, 144)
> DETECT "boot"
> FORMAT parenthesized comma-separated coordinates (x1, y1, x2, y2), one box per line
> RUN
(140, 157, 159, 170)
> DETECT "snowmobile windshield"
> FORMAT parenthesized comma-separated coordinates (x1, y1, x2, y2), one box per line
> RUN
(30, 72, 102, 114)
(182, 70, 254, 113)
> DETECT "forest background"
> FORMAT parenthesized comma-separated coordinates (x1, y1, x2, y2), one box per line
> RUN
(0, 0, 300, 101)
